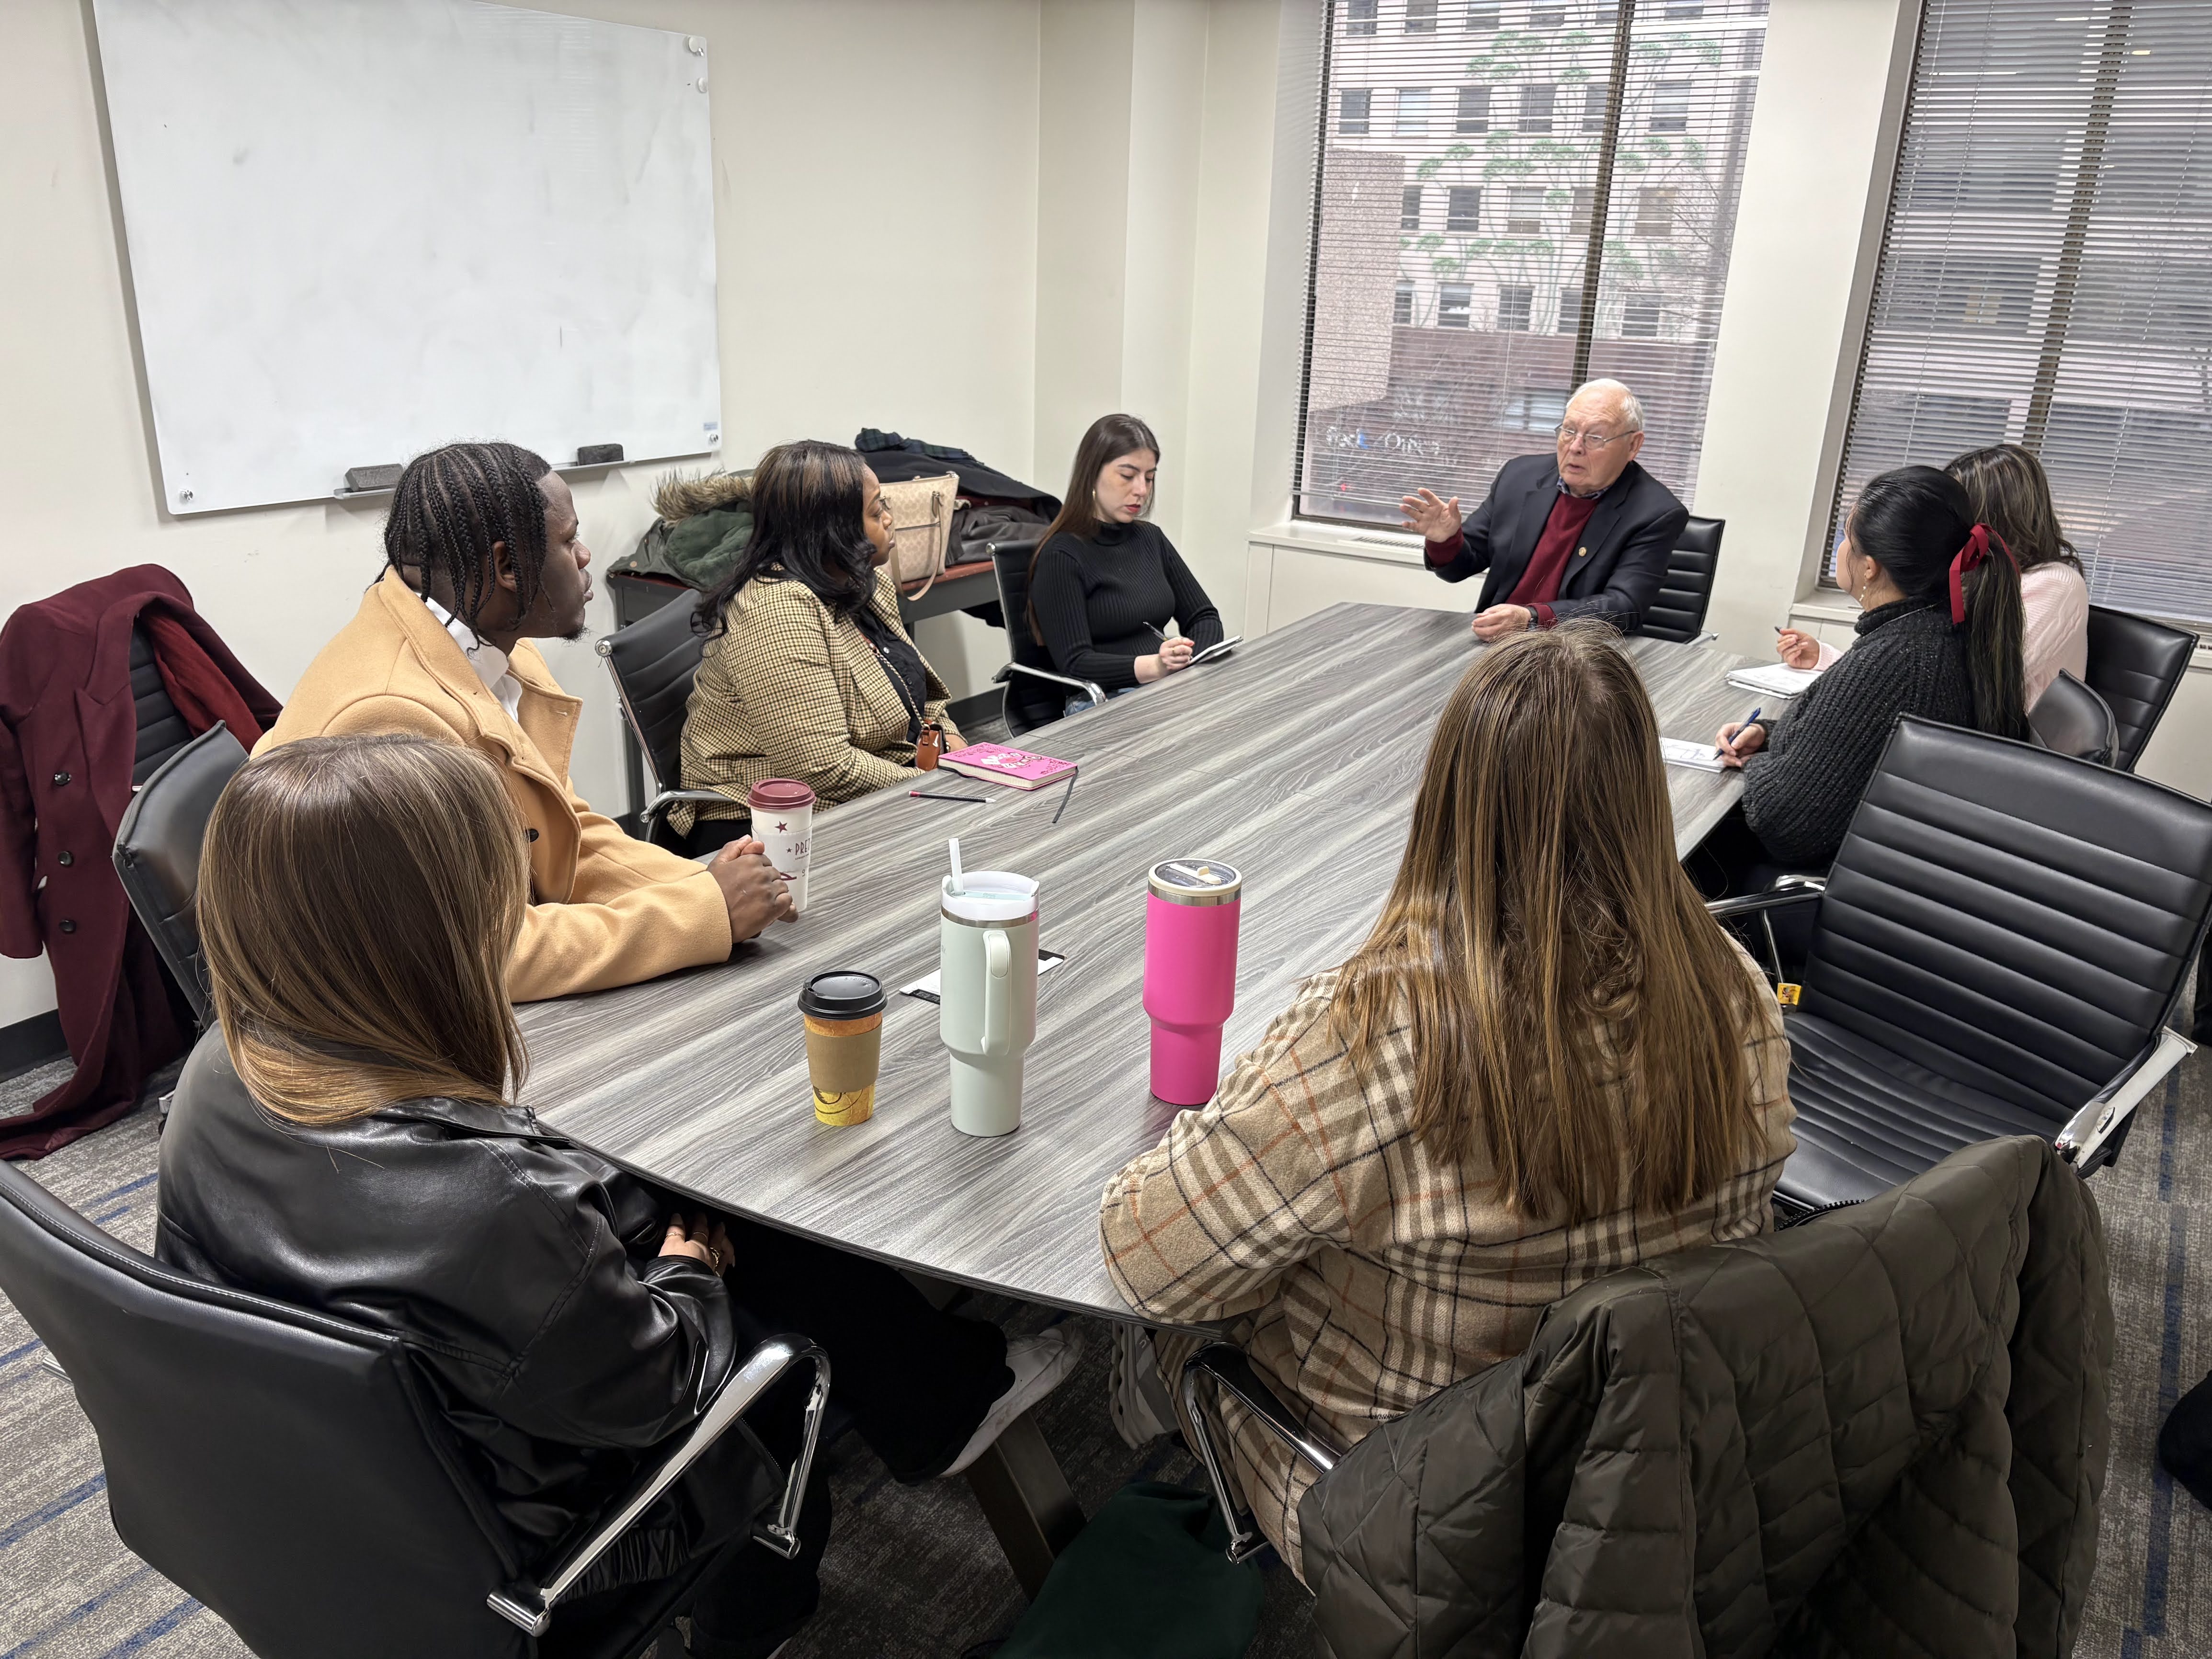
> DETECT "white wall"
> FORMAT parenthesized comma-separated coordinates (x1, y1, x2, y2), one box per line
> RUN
(0, 0, 1042, 1029)
(1692, 0, 1918, 658)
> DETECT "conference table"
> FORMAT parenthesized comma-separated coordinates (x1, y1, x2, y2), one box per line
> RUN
(514, 601, 1762, 1591)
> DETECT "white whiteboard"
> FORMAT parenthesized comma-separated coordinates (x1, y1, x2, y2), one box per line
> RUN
(92, 0, 722, 514)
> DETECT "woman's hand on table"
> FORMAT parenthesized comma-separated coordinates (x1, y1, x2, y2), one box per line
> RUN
(1135, 636, 1193, 683)
(1716, 720, 1767, 770)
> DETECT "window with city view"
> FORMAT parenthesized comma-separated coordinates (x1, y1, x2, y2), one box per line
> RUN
(1825, 0, 2212, 626)
(1295, 0, 1768, 526)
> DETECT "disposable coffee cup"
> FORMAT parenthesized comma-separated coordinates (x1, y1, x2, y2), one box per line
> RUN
(750, 778, 816, 914)
(798, 969, 887, 1126)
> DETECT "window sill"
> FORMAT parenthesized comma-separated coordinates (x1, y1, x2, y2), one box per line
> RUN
(1249, 521, 1429, 567)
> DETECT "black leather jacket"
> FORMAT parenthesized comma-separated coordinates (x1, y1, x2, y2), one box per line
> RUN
(156, 1028, 771, 1584)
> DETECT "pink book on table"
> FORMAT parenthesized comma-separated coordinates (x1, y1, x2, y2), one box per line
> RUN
(938, 744, 1078, 791)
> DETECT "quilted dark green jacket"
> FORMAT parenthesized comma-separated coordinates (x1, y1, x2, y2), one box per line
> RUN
(1299, 1136, 2111, 1659)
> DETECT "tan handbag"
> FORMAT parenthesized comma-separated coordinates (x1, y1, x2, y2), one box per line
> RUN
(880, 472, 958, 597)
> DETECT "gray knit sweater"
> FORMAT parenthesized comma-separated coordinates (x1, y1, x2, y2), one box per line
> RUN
(1741, 598, 1973, 867)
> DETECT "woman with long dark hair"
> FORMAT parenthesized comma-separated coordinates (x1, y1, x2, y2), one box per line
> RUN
(1776, 443, 2086, 707)
(1028, 414, 1224, 710)
(676, 440, 965, 850)
(1721, 464, 2029, 867)
(1101, 626, 1795, 1572)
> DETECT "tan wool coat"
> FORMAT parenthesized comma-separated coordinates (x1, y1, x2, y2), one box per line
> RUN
(258, 570, 730, 1001)
(1100, 939, 1797, 1575)
(675, 568, 962, 835)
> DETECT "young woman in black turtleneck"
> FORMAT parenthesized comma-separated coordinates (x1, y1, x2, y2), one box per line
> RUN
(1716, 465, 2029, 868)
(1027, 414, 1223, 705)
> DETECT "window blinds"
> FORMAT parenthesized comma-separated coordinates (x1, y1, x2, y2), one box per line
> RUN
(1827, 0, 2212, 626)
(1295, 0, 1768, 526)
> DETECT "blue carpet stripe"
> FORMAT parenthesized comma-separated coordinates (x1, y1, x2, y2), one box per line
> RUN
(98, 1598, 202, 1657)
(84, 1173, 159, 1211)
(2157, 1070, 2179, 1203)
(0, 1336, 45, 1370)
(2139, 1204, 2189, 1639)
(0, 1476, 107, 1552)
(0, 1564, 157, 1659)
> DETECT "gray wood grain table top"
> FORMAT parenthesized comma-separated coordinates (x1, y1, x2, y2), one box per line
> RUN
(518, 603, 1762, 1327)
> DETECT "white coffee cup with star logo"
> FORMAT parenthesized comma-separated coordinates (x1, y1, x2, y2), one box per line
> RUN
(747, 778, 817, 913)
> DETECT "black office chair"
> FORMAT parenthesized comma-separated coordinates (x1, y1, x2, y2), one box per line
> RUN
(0, 1156, 829, 1659)
(594, 596, 735, 849)
(1639, 515, 1724, 643)
(988, 543, 1105, 737)
(111, 722, 249, 1030)
(127, 625, 196, 783)
(2084, 603, 2195, 773)
(1710, 716, 2211, 1217)
(2027, 670, 2118, 767)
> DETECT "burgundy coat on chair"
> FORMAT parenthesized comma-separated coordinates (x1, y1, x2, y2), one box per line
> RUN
(0, 567, 281, 1159)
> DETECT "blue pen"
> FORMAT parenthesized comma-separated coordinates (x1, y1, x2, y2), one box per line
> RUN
(1724, 707, 1762, 760)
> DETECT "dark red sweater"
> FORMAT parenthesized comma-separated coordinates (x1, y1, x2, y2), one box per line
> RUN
(1425, 489, 1602, 627)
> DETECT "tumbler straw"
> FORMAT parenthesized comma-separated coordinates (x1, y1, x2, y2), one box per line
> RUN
(948, 837, 965, 895)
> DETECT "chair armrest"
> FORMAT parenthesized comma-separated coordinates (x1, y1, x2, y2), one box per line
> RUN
(1180, 1343, 1341, 1565)
(1707, 876, 1826, 985)
(1703, 875, 1827, 920)
(2057, 1025, 2198, 1172)
(640, 788, 742, 845)
(992, 661, 1107, 707)
(487, 1335, 831, 1636)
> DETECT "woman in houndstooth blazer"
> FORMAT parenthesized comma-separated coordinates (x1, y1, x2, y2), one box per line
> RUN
(676, 441, 964, 852)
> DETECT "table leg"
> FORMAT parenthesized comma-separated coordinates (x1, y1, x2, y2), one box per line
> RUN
(963, 1408, 1084, 1598)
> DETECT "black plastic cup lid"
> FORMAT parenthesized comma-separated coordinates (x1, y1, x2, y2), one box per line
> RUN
(797, 970, 887, 1019)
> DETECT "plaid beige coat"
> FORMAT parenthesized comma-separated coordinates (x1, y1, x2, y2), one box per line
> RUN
(675, 568, 962, 835)
(1099, 940, 1796, 1575)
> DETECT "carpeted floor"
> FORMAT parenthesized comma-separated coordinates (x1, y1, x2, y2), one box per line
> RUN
(2, 1033, 2206, 1657)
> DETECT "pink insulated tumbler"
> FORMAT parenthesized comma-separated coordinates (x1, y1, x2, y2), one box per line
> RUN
(1142, 858, 1244, 1106)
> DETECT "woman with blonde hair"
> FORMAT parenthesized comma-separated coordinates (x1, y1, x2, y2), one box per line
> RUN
(1100, 625, 1795, 1573)
(159, 735, 1072, 1654)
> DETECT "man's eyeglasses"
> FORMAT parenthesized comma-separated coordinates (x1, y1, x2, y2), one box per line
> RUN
(1554, 424, 1634, 451)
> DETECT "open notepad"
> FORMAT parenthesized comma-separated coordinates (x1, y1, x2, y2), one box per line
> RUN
(1660, 739, 1727, 772)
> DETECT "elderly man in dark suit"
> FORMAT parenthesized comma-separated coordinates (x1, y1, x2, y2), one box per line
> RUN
(1401, 378, 1689, 641)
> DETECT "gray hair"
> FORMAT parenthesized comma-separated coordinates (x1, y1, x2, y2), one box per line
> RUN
(1570, 378, 1644, 433)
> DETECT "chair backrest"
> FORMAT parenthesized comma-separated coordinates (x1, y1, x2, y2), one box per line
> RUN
(0, 1159, 527, 1659)
(2084, 603, 2195, 772)
(2026, 670, 2117, 767)
(128, 625, 194, 783)
(112, 722, 248, 1028)
(989, 541, 1061, 731)
(1639, 515, 1724, 643)
(1805, 716, 2212, 1130)
(597, 593, 709, 795)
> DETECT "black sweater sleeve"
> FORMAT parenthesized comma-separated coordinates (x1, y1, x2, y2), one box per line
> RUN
(1740, 625, 1926, 868)
(1030, 540, 1140, 690)
(1158, 534, 1225, 651)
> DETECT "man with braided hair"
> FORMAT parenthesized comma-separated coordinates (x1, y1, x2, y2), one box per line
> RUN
(262, 441, 794, 999)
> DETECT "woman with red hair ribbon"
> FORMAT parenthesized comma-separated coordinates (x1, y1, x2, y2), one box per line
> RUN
(1710, 464, 2027, 871)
